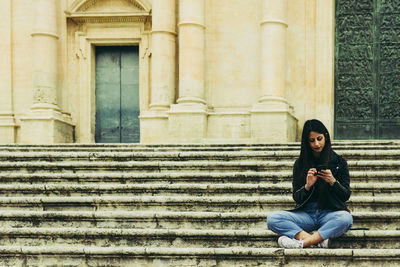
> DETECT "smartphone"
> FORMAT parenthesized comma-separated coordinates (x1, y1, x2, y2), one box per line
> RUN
(314, 165, 328, 176)
(316, 165, 328, 172)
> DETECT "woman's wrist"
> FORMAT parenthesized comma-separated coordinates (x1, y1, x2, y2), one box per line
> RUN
(329, 178, 337, 186)
(305, 184, 311, 191)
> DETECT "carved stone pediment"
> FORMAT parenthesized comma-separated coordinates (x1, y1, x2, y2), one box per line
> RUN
(66, 0, 151, 23)
(77, 0, 145, 12)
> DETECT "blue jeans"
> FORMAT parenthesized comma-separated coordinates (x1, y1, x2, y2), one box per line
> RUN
(266, 202, 353, 240)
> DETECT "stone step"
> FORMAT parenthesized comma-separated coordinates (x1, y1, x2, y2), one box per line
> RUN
(0, 170, 398, 184)
(1, 160, 399, 173)
(0, 245, 398, 266)
(0, 196, 396, 212)
(0, 182, 397, 197)
(0, 140, 399, 151)
(0, 210, 397, 230)
(1, 150, 400, 161)
(0, 228, 398, 249)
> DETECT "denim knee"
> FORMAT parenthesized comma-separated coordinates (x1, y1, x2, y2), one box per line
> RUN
(319, 210, 353, 239)
(330, 210, 353, 229)
(266, 211, 284, 231)
(337, 211, 353, 229)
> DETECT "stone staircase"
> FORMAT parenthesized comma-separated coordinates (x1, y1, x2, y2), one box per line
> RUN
(0, 141, 399, 266)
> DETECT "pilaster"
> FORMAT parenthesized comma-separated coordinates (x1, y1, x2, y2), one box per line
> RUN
(251, 0, 297, 142)
(168, 0, 207, 142)
(20, 0, 74, 143)
(150, 0, 176, 110)
(0, 0, 16, 143)
(141, 0, 176, 143)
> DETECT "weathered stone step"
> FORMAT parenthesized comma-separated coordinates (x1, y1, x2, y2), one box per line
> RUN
(0, 245, 398, 267)
(0, 140, 399, 151)
(0, 170, 398, 184)
(1, 150, 400, 161)
(1, 160, 399, 173)
(0, 196, 396, 212)
(0, 182, 397, 197)
(0, 228, 398, 249)
(0, 210, 397, 230)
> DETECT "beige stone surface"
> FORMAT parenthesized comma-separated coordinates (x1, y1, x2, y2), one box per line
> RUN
(150, 0, 176, 110)
(0, 0, 335, 143)
(206, 0, 260, 108)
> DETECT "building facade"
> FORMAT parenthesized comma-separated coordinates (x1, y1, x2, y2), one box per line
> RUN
(0, 0, 398, 144)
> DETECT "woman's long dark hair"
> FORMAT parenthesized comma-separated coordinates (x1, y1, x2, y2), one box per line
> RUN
(298, 119, 332, 183)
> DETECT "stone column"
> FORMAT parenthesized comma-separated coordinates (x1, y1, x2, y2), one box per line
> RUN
(150, 0, 176, 110)
(140, 0, 176, 143)
(0, 0, 16, 143)
(20, 0, 74, 143)
(168, 0, 207, 142)
(251, 0, 297, 142)
(176, 0, 206, 105)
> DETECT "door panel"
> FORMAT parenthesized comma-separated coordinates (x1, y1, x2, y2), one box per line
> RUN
(120, 47, 140, 143)
(335, 0, 400, 139)
(95, 46, 140, 143)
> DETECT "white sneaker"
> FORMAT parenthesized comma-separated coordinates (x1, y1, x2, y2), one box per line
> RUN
(317, 239, 330, 248)
(278, 236, 304, 249)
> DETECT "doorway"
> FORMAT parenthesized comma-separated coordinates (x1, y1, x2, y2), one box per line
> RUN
(95, 46, 140, 143)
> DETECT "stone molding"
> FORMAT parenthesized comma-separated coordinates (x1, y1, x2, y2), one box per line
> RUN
(260, 20, 288, 27)
(30, 32, 60, 39)
(67, 0, 151, 13)
(177, 21, 206, 29)
(0, 113, 16, 127)
(67, 15, 149, 24)
(151, 30, 177, 36)
(71, 24, 150, 143)
(65, 0, 151, 24)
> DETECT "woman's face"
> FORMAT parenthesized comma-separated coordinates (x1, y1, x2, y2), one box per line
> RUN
(308, 131, 325, 156)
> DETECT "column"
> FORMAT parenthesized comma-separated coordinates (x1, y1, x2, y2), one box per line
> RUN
(250, 0, 297, 142)
(20, 0, 74, 143)
(0, 0, 16, 143)
(176, 0, 206, 105)
(141, 0, 176, 143)
(150, 0, 176, 110)
(168, 0, 207, 142)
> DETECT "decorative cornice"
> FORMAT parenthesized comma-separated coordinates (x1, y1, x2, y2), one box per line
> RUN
(66, 12, 150, 23)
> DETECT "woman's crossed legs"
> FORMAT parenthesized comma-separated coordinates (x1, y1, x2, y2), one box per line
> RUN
(266, 206, 353, 248)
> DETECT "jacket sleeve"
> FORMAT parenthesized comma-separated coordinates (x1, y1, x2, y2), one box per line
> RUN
(292, 160, 312, 205)
(329, 157, 351, 202)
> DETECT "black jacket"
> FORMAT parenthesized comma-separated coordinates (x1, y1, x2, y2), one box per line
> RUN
(291, 150, 351, 211)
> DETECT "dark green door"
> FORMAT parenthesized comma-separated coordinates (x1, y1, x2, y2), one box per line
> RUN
(95, 46, 140, 143)
(335, 0, 400, 139)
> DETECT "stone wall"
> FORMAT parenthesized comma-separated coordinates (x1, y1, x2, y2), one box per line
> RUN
(0, 0, 335, 144)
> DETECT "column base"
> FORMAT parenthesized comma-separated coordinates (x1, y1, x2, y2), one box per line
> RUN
(168, 103, 207, 143)
(140, 111, 169, 143)
(0, 113, 16, 143)
(20, 106, 75, 144)
(250, 99, 298, 142)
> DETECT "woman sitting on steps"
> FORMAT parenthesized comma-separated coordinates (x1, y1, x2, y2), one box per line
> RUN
(267, 119, 353, 248)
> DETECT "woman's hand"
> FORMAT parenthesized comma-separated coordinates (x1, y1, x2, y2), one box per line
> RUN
(305, 168, 317, 191)
(317, 169, 337, 186)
